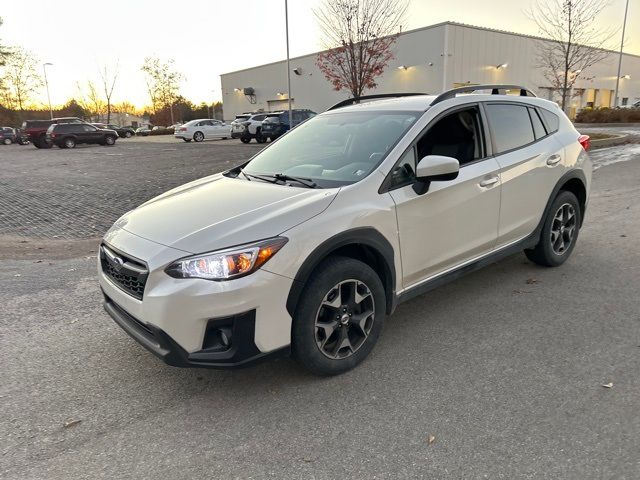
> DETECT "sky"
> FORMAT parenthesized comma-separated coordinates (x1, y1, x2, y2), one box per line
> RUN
(1, 0, 637, 109)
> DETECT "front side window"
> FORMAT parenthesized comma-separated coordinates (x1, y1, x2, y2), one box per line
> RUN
(485, 104, 535, 154)
(242, 111, 419, 187)
(417, 106, 485, 165)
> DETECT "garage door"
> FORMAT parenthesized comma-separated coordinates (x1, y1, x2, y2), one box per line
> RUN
(267, 99, 294, 111)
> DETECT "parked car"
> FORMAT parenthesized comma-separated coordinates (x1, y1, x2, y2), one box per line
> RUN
(99, 84, 592, 375)
(230, 113, 270, 143)
(46, 123, 118, 148)
(174, 119, 231, 142)
(136, 126, 151, 136)
(92, 123, 136, 138)
(22, 117, 86, 148)
(0, 127, 29, 145)
(260, 109, 316, 141)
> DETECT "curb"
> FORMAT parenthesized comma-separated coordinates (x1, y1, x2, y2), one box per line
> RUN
(590, 133, 629, 148)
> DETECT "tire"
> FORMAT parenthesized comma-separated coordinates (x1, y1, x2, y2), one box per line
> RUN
(240, 136, 251, 144)
(3, 138, 12, 145)
(256, 131, 266, 144)
(104, 135, 116, 146)
(64, 137, 76, 149)
(124, 131, 133, 138)
(193, 131, 204, 142)
(525, 190, 581, 267)
(183, 138, 191, 142)
(34, 136, 52, 149)
(292, 256, 386, 375)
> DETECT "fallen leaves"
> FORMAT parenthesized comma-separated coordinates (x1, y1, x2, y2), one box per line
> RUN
(601, 382, 613, 389)
(63, 419, 82, 429)
(525, 278, 540, 285)
(427, 435, 436, 445)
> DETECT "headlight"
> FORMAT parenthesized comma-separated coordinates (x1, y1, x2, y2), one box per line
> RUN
(165, 237, 288, 280)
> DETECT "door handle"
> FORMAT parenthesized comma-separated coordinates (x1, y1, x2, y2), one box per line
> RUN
(479, 176, 499, 188)
(546, 154, 561, 166)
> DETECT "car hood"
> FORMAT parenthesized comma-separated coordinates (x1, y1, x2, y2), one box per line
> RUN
(112, 174, 338, 254)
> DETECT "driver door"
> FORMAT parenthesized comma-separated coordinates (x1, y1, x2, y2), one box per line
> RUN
(386, 105, 501, 288)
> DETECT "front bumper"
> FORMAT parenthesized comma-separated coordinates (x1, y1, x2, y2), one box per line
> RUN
(103, 292, 288, 368)
(98, 228, 295, 368)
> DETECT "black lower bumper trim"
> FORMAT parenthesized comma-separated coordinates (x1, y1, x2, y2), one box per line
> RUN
(103, 292, 289, 369)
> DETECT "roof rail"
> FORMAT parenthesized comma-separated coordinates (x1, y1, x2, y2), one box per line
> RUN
(431, 84, 536, 106)
(327, 92, 427, 111)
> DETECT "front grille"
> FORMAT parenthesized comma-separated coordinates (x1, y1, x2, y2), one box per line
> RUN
(100, 244, 148, 300)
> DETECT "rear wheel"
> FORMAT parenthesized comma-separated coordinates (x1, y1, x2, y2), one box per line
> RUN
(240, 136, 251, 144)
(64, 137, 76, 149)
(193, 131, 204, 142)
(124, 131, 133, 138)
(525, 190, 581, 267)
(292, 256, 385, 375)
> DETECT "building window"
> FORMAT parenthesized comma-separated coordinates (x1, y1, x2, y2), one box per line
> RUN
(621, 97, 628, 106)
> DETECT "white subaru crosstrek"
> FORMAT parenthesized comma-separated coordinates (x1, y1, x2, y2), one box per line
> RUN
(99, 85, 592, 375)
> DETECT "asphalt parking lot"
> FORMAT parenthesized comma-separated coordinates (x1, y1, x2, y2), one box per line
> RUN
(1, 134, 640, 479)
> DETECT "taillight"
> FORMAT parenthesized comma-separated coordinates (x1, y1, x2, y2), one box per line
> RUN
(578, 134, 590, 151)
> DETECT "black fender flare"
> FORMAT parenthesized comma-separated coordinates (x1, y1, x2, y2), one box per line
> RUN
(285, 227, 397, 317)
(527, 169, 588, 248)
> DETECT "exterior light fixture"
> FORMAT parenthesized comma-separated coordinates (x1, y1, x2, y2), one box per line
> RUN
(397, 65, 408, 70)
(233, 88, 241, 93)
(277, 92, 285, 96)
(496, 63, 508, 69)
(621, 74, 631, 79)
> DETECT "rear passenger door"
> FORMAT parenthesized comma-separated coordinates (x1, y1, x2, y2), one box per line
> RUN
(484, 103, 566, 247)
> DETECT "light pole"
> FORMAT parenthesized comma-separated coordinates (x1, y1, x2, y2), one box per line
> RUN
(284, 0, 292, 128)
(613, 0, 630, 107)
(43, 63, 53, 119)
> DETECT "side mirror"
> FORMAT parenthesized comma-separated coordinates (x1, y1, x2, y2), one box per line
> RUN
(413, 155, 460, 194)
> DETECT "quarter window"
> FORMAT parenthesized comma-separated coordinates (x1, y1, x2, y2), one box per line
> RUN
(485, 104, 535, 153)
(528, 108, 547, 139)
(540, 108, 560, 133)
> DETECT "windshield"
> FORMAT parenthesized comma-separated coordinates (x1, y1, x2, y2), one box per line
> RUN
(242, 111, 418, 187)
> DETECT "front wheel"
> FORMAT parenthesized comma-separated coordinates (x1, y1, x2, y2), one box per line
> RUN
(525, 190, 581, 267)
(124, 131, 133, 138)
(104, 135, 116, 146)
(292, 256, 386, 376)
(3, 138, 12, 145)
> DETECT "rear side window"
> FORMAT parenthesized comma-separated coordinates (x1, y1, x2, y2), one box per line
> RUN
(528, 108, 547, 139)
(540, 108, 560, 133)
(485, 104, 535, 154)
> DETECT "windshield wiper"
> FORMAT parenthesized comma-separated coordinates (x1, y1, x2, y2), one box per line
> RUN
(239, 169, 280, 184)
(272, 173, 318, 189)
(240, 170, 318, 188)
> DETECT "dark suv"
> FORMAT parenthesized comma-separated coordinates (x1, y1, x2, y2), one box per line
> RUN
(46, 123, 118, 148)
(260, 109, 316, 141)
(22, 117, 86, 148)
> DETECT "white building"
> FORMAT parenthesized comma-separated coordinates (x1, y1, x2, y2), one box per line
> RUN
(220, 21, 640, 120)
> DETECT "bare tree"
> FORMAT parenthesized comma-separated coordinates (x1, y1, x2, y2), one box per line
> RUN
(141, 57, 183, 124)
(76, 80, 105, 121)
(98, 61, 119, 124)
(0, 17, 10, 67)
(528, 0, 617, 111)
(314, 0, 407, 99)
(1, 47, 42, 111)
